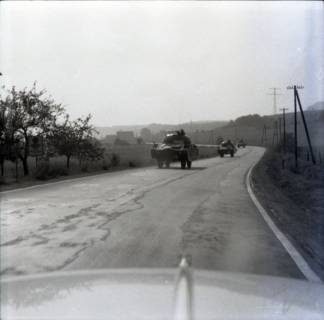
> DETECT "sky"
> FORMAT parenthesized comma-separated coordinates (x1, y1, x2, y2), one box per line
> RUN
(0, 1, 323, 126)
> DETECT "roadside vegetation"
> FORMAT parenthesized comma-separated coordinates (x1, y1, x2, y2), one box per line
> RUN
(0, 84, 222, 190)
(0, 84, 124, 188)
(252, 145, 324, 279)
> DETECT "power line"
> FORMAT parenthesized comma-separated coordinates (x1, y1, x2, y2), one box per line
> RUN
(268, 87, 282, 115)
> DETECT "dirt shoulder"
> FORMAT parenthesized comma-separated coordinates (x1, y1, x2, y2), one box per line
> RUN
(251, 149, 324, 281)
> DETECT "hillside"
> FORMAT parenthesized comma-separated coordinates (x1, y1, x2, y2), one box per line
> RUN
(95, 102, 323, 149)
(205, 110, 324, 148)
(95, 120, 228, 138)
(307, 101, 324, 111)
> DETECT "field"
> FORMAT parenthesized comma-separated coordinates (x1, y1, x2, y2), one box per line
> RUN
(0, 144, 219, 190)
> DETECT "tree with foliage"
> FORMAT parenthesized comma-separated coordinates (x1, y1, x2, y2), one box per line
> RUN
(0, 99, 10, 176)
(50, 116, 76, 169)
(233, 114, 263, 128)
(77, 138, 104, 168)
(0, 84, 64, 175)
(51, 114, 102, 169)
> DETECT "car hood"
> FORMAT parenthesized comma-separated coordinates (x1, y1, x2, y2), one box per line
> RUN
(1, 268, 324, 320)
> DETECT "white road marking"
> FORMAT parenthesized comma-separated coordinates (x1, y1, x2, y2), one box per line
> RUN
(246, 164, 322, 283)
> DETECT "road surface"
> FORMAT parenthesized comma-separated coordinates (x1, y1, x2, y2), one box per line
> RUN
(0, 147, 303, 279)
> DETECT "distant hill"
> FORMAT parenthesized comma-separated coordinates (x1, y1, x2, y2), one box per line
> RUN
(307, 101, 324, 111)
(95, 106, 323, 148)
(95, 120, 228, 138)
(211, 109, 324, 148)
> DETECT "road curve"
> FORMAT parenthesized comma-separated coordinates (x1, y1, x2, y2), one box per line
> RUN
(0, 147, 303, 279)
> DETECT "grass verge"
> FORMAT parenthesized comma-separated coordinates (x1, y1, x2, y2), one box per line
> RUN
(251, 149, 324, 281)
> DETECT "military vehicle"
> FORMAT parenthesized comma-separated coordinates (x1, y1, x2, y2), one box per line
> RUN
(151, 131, 199, 169)
(218, 140, 237, 157)
(237, 139, 247, 148)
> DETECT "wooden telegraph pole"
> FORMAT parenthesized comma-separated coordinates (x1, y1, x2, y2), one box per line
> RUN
(295, 88, 316, 164)
(279, 108, 288, 154)
(279, 107, 288, 169)
(287, 85, 302, 169)
(278, 117, 282, 143)
(294, 87, 298, 169)
(287, 85, 315, 169)
(261, 124, 268, 146)
(272, 120, 279, 146)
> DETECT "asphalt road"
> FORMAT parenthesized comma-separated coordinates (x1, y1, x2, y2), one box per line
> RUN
(0, 147, 303, 279)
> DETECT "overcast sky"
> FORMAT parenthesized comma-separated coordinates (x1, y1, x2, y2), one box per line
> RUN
(0, 1, 323, 126)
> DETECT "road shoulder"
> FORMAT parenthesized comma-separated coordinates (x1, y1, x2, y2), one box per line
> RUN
(251, 150, 324, 282)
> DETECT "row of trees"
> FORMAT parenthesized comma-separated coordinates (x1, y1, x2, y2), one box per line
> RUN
(0, 84, 104, 176)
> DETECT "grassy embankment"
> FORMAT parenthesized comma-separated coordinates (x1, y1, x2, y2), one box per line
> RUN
(252, 148, 324, 280)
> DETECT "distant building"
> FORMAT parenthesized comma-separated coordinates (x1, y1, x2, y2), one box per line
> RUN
(103, 134, 117, 145)
(116, 131, 136, 144)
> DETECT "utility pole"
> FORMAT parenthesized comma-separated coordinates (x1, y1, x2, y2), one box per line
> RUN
(279, 107, 288, 169)
(279, 108, 288, 154)
(295, 88, 316, 164)
(272, 120, 279, 146)
(261, 124, 268, 145)
(268, 87, 281, 115)
(294, 87, 298, 169)
(287, 85, 304, 170)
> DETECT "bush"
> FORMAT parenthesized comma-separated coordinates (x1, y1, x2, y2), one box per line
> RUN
(0, 176, 7, 185)
(81, 164, 89, 172)
(102, 160, 110, 170)
(128, 161, 136, 168)
(35, 161, 50, 180)
(48, 166, 68, 178)
(35, 161, 69, 180)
